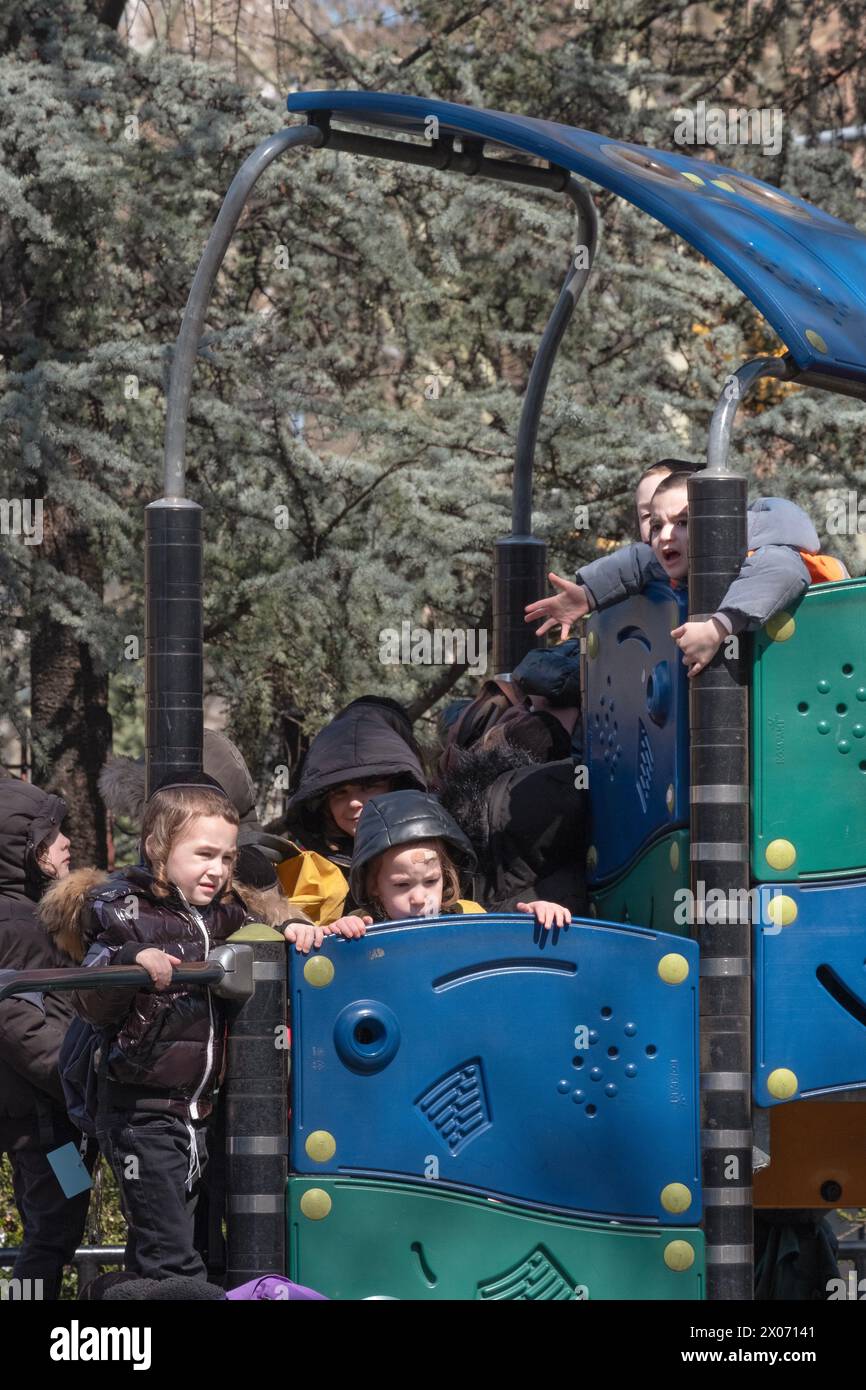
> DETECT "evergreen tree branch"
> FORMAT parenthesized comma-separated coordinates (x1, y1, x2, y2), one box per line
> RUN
(405, 661, 472, 722)
(282, 1, 370, 89)
(393, 3, 495, 73)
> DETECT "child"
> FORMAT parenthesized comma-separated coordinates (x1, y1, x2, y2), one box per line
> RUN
(283, 790, 573, 952)
(276, 696, 428, 923)
(634, 458, 698, 542)
(41, 773, 311, 1281)
(525, 471, 848, 677)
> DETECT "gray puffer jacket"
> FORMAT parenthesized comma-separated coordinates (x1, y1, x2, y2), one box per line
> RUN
(576, 497, 847, 633)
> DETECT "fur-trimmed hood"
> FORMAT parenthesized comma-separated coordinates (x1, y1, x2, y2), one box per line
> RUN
(439, 745, 588, 915)
(439, 744, 538, 870)
(39, 866, 307, 963)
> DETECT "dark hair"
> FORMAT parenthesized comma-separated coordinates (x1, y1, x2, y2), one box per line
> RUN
(637, 458, 682, 485)
(650, 468, 699, 505)
(635, 460, 700, 534)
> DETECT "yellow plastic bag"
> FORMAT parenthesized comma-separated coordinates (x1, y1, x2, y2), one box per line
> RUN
(276, 847, 349, 926)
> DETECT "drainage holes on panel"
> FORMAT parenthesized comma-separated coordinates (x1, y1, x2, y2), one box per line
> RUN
(333, 1000, 401, 1074)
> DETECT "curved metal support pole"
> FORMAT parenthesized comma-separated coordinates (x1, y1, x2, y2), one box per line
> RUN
(163, 123, 325, 499)
(707, 355, 795, 472)
(494, 177, 598, 674)
(512, 177, 599, 533)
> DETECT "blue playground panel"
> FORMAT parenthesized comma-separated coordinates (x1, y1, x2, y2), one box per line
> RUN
(582, 582, 690, 884)
(753, 876, 866, 1104)
(291, 914, 701, 1224)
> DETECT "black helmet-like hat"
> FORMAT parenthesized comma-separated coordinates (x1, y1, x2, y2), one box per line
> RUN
(349, 790, 476, 904)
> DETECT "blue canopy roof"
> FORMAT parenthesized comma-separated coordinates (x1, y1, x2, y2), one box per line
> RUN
(286, 90, 866, 390)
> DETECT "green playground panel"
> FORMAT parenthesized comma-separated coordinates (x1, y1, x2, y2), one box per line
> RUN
(289, 1177, 705, 1301)
(589, 830, 690, 937)
(751, 577, 866, 882)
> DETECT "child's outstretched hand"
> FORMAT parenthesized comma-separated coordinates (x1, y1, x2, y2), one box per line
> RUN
(516, 901, 573, 931)
(524, 574, 590, 639)
(283, 921, 327, 954)
(328, 914, 373, 940)
(136, 947, 182, 990)
(671, 617, 726, 678)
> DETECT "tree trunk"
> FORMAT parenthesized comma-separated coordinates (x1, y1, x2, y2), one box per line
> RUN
(30, 496, 111, 869)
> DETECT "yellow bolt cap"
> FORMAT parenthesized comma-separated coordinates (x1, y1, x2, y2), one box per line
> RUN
(664, 1239, 695, 1271)
(305, 1130, 337, 1162)
(658, 953, 689, 985)
(299, 1188, 332, 1220)
(767, 1068, 798, 1100)
(765, 612, 795, 642)
(660, 1182, 692, 1214)
(765, 894, 797, 928)
(304, 956, 335, 988)
(765, 839, 796, 872)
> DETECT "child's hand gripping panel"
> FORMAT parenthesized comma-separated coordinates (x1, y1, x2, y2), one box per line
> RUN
(291, 914, 701, 1224)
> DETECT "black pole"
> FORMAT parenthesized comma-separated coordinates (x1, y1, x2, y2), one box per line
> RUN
(224, 925, 288, 1286)
(147, 124, 325, 795)
(145, 498, 203, 798)
(493, 536, 549, 674)
(693, 354, 794, 1301)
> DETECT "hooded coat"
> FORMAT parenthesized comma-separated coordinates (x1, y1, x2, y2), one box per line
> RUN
(440, 745, 589, 915)
(280, 698, 427, 866)
(0, 780, 74, 1149)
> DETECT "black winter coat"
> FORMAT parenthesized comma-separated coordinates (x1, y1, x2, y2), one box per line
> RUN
(40, 864, 255, 1119)
(440, 746, 589, 915)
(0, 780, 73, 1150)
(281, 697, 427, 860)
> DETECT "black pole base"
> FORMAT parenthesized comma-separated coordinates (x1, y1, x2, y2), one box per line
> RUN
(493, 534, 548, 675)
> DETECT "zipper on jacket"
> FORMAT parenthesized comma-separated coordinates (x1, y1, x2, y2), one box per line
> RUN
(179, 893, 214, 1123)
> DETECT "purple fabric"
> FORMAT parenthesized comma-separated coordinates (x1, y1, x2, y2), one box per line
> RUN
(226, 1275, 328, 1301)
